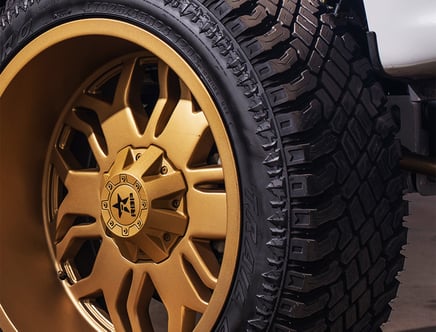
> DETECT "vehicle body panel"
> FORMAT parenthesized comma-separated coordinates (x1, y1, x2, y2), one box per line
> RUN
(363, 0, 436, 78)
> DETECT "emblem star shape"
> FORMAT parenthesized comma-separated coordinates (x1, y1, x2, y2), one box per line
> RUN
(112, 194, 130, 218)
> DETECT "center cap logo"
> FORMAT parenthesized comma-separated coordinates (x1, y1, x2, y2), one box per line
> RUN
(101, 174, 148, 238)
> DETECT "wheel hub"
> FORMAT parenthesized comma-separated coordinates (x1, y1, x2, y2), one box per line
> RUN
(101, 145, 188, 263)
(101, 172, 148, 238)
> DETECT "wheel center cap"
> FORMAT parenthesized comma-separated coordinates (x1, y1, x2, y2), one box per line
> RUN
(101, 173, 148, 238)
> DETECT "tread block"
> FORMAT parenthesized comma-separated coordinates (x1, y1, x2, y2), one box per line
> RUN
(321, 70, 341, 101)
(351, 278, 367, 303)
(330, 107, 349, 134)
(329, 279, 345, 308)
(349, 196, 365, 230)
(292, 20, 313, 47)
(289, 228, 339, 262)
(255, 47, 298, 81)
(349, 75, 363, 99)
(296, 14, 317, 35)
(328, 294, 349, 321)
(291, 195, 345, 229)
(372, 272, 390, 305)
(385, 254, 405, 285)
(384, 227, 407, 260)
(278, 0, 297, 27)
(345, 304, 358, 329)
(359, 218, 375, 245)
(357, 247, 371, 274)
(352, 312, 372, 332)
(367, 167, 384, 201)
(285, 262, 341, 293)
(348, 118, 368, 150)
(308, 49, 323, 74)
(341, 132, 360, 164)
(289, 162, 336, 197)
(357, 291, 372, 319)
(367, 257, 386, 284)
(358, 181, 376, 215)
(356, 153, 371, 180)
(278, 294, 329, 318)
(337, 216, 353, 250)
(325, 59, 347, 88)
(316, 88, 335, 119)
(379, 212, 394, 241)
(333, 150, 351, 184)
(267, 71, 317, 106)
(355, 104, 373, 136)
(290, 37, 309, 61)
(342, 171, 360, 199)
(368, 233, 382, 262)
(276, 99, 322, 136)
(345, 259, 359, 289)
(359, 90, 379, 118)
(340, 237, 360, 265)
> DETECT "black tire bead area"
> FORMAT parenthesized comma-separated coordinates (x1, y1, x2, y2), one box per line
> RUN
(0, 0, 406, 331)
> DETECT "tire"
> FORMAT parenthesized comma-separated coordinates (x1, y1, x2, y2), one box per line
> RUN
(0, 0, 406, 331)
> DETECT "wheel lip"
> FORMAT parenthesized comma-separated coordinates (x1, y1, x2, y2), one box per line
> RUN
(1, 18, 241, 331)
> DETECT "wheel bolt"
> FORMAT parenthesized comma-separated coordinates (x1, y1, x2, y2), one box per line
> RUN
(135, 153, 142, 160)
(160, 166, 168, 175)
(172, 200, 180, 208)
(57, 270, 67, 281)
(163, 233, 171, 242)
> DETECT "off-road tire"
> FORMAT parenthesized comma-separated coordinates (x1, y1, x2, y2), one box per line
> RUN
(0, 0, 406, 331)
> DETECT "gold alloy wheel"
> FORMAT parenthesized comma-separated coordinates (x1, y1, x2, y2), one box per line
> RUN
(0, 19, 240, 332)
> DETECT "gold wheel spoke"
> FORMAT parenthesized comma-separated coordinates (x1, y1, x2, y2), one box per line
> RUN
(104, 269, 134, 332)
(50, 148, 74, 183)
(142, 61, 178, 144)
(127, 145, 163, 177)
(76, 82, 142, 159)
(69, 240, 132, 330)
(57, 171, 101, 221)
(155, 261, 209, 316)
(157, 100, 209, 168)
(184, 240, 218, 290)
(112, 58, 143, 111)
(55, 223, 101, 261)
(127, 272, 154, 331)
(75, 93, 113, 116)
(144, 74, 209, 167)
(65, 110, 93, 137)
(64, 111, 108, 164)
(184, 166, 224, 185)
(147, 209, 187, 235)
(69, 275, 100, 300)
(145, 171, 185, 199)
(167, 306, 197, 332)
(100, 106, 141, 158)
(187, 190, 227, 239)
(132, 232, 168, 262)
(154, 259, 208, 323)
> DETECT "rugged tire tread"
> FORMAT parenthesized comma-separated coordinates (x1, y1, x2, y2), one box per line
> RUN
(197, 0, 406, 331)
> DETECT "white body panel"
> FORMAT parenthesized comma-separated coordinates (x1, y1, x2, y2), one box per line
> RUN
(363, 0, 436, 78)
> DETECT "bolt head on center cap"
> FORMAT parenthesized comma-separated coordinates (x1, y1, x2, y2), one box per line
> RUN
(101, 173, 148, 238)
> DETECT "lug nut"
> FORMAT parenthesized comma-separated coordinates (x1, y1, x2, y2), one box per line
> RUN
(163, 233, 171, 242)
(172, 200, 180, 208)
(57, 270, 67, 281)
(160, 166, 168, 175)
(135, 153, 142, 160)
